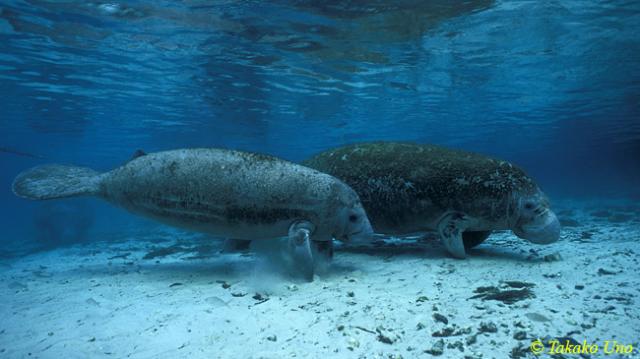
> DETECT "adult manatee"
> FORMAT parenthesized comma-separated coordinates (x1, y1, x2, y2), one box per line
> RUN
(13, 148, 374, 279)
(302, 142, 560, 258)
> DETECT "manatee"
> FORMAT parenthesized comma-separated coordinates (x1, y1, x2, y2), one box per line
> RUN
(12, 148, 374, 279)
(302, 142, 560, 258)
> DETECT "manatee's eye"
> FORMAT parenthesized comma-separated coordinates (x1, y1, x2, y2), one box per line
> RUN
(524, 202, 535, 210)
(349, 214, 358, 223)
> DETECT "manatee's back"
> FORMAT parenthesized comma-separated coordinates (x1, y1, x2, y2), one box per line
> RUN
(102, 148, 334, 237)
(304, 142, 537, 232)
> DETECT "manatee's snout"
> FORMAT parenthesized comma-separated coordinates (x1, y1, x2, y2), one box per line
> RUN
(335, 204, 375, 244)
(333, 183, 375, 243)
(345, 215, 375, 244)
(512, 191, 561, 245)
(514, 210, 561, 244)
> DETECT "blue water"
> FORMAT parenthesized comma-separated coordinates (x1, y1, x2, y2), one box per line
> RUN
(0, 0, 639, 251)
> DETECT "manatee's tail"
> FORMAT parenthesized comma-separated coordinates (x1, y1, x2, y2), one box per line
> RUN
(12, 165, 103, 200)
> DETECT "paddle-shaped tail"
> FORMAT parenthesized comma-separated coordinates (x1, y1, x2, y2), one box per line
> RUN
(12, 165, 103, 200)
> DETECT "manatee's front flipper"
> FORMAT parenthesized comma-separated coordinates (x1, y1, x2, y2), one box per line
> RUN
(221, 238, 252, 253)
(437, 212, 471, 259)
(462, 231, 492, 250)
(287, 221, 315, 281)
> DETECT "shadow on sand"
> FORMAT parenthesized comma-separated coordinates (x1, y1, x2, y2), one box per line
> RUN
(64, 230, 553, 286)
(337, 236, 539, 263)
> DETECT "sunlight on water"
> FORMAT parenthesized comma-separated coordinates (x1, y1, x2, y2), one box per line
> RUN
(0, 1, 636, 161)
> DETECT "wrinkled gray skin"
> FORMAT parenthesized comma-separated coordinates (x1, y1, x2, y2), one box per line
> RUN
(13, 148, 374, 278)
(303, 142, 560, 258)
(101, 149, 372, 242)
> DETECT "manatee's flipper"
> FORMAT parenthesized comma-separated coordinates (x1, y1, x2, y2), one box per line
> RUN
(437, 212, 471, 259)
(222, 238, 252, 253)
(463, 231, 491, 250)
(287, 221, 315, 281)
(12, 165, 103, 200)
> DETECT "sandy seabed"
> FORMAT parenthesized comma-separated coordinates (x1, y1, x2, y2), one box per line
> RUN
(1, 199, 639, 359)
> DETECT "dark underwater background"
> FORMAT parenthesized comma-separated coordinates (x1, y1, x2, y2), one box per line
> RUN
(0, 0, 638, 254)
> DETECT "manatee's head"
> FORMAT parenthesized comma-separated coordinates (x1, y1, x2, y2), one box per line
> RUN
(331, 182, 374, 243)
(511, 190, 560, 244)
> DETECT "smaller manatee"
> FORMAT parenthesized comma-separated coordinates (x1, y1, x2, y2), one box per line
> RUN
(13, 148, 375, 280)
